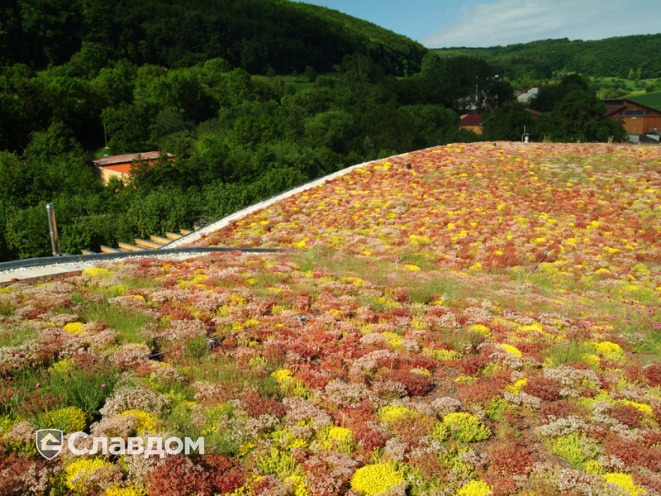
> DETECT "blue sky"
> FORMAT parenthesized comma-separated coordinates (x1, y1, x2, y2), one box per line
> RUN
(291, 0, 661, 48)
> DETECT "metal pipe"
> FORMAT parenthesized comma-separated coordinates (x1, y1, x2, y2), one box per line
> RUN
(46, 203, 60, 256)
(103, 124, 107, 148)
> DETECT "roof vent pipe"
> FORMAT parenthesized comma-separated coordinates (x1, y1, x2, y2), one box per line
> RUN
(46, 203, 61, 256)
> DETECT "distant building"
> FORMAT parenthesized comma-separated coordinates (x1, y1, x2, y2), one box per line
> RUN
(516, 86, 540, 104)
(604, 99, 661, 138)
(459, 113, 484, 134)
(92, 152, 173, 185)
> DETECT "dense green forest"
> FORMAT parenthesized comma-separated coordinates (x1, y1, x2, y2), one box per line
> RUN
(0, 0, 425, 75)
(0, 1, 628, 262)
(432, 34, 661, 81)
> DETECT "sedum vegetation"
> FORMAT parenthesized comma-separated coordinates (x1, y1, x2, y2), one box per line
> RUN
(0, 142, 659, 495)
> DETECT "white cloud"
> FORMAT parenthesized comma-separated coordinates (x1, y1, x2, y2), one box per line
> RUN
(423, 0, 661, 48)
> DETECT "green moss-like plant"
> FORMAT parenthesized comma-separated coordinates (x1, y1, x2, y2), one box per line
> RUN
(442, 413, 491, 443)
(550, 432, 598, 467)
(41, 406, 88, 433)
(256, 447, 302, 479)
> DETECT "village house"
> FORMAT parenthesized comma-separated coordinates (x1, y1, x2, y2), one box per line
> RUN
(459, 113, 484, 134)
(516, 86, 540, 104)
(604, 98, 661, 141)
(92, 152, 174, 185)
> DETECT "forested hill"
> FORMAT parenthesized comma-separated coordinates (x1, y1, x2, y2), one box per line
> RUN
(0, 0, 426, 75)
(432, 34, 661, 79)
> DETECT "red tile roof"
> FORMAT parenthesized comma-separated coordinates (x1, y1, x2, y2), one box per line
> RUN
(98, 163, 133, 174)
(92, 151, 173, 167)
(460, 114, 483, 126)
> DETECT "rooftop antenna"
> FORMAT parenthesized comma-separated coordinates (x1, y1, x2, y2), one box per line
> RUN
(102, 123, 109, 157)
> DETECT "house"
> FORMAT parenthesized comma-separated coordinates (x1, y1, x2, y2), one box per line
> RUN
(92, 152, 174, 185)
(603, 98, 661, 138)
(516, 86, 540, 104)
(459, 113, 484, 134)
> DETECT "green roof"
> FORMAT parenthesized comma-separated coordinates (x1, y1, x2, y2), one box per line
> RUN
(626, 92, 661, 112)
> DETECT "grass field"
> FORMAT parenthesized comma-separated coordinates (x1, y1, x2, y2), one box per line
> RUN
(624, 91, 661, 111)
(252, 74, 320, 95)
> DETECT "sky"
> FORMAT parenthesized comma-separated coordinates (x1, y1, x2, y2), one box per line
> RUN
(290, 0, 661, 48)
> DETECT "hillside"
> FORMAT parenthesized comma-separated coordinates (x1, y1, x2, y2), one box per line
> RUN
(0, 0, 425, 75)
(1, 1, 493, 264)
(1, 142, 660, 495)
(432, 34, 661, 79)
(626, 91, 661, 112)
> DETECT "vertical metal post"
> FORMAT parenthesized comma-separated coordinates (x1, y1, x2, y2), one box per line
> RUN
(46, 203, 60, 256)
(103, 123, 109, 156)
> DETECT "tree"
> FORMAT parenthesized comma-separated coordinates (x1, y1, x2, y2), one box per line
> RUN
(18, 123, 101, 206)
(132, 64, 169, 114)
(202, 57, 232, 86)
(397, 105, 459, 149)
(17, 0, 85, 66)
(415, 53, 498, 110)
(536, 89, 626, 142)
(0, 0, 24, 65)
(483, 101, 535, 141)
(304, 66, 317, 82)
(150, 107, 189, 139)
(0, 199, 12, 260)
(188, 133, 232, 184)
(484, 79, 514, 108)
(341, 54, 386, 87)
(304, 110, 356, 154)
(0, 93, 30, 151)
(91, 59, 137, 107)
(215, 68, 256, 107)
(64, 41, 110, 77)
(530, 74, 591, 112)
(101, 103, 151, 153)
(441, 55, 494, 111)
(0, 152, 27, 204)
(3, 203, 50, 259)
(23, 121, 82, 160)
(40, 75, 104, 145)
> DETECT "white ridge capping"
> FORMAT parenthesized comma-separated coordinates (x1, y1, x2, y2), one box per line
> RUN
(0, 252, 204, 283)
(0, 262, 96, 283)
(168, 149, 421, 248)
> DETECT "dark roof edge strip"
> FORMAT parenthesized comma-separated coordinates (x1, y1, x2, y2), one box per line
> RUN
(0, 247, 289, 272)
